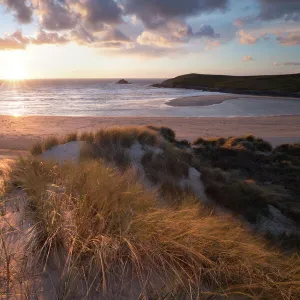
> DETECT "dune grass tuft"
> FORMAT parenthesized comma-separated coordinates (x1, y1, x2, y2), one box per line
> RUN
(44, 136, 59, 151)
(94, 126, 158, 148)
(30, 142, 43, 156)
(193, 135, 272, 152)
(79, 131, 94, 143)
(63, 132, 78, 143)
(147, 125, 176, 143)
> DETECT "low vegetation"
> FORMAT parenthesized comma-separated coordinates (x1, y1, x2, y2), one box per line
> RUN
(44, 136, 59, 150)
(2, 126, 300, 298)
(154, 73, 300, 96)
(193, 135, 300, 228)
(63, 132, 77, 143)
(3, 157, 300, 298)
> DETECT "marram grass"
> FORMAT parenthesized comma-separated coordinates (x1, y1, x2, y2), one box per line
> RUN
(5, 156, 300, 299)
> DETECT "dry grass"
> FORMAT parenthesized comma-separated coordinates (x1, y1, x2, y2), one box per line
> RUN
(63, 132, 78, 143)
(94, 126, 158, 148)
(6, 127, 300, 298)
(193, 135, 272, 152)
(30, 136, 60, 155)
(147, 126, 176, 143)
(4, 123, 300, 299)
(79, 131, 94, 143)
(44, 136, 60, 151)
(4, 158, 300, 298)
(30, 142, 43, 156)
(4, 157, 300, 298)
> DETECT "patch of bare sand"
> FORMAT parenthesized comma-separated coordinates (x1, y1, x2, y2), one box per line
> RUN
(167, 94, 300, 107)
(0, 115, 299, 153)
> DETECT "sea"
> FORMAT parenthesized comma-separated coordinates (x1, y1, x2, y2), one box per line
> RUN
(1, 78, 300, 117)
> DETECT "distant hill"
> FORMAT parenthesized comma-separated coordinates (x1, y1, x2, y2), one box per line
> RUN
(153, 73, 300, 97)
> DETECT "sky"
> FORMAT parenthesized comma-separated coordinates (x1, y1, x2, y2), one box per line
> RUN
(0, 0, 299, 79)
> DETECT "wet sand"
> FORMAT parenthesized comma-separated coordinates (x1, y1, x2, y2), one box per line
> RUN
(167, 94, 300, 107)
(0, 115, 299, 155)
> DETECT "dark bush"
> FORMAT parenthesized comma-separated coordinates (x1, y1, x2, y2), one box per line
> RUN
(176, 140, 191, 148)
(159, 127, 176, 142)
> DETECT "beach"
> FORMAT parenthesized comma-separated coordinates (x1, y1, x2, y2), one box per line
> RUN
(167, 94, 300, 107)
(1, 115, 300, 154)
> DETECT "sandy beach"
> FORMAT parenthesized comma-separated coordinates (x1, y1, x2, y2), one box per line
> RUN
(167, 94, 300, 107)
(0, 115, 299, 153)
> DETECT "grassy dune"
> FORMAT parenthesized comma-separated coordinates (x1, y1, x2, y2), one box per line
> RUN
(153, 73, 300, 96)
(1, 126, 300, 298)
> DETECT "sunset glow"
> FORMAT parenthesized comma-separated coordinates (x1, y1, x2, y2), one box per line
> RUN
(4, 64, 28, 81)
(0, 0, 299, 78)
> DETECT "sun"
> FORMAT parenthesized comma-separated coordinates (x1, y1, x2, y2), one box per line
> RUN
(4, 64, 28, 81)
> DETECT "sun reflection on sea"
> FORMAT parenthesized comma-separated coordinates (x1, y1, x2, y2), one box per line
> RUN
(0, 80, 27, 117)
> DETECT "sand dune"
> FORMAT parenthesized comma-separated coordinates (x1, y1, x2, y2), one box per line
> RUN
(167, 94, 300, 107)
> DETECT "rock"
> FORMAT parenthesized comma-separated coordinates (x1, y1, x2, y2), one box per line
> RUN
(116, 79, 131, 84)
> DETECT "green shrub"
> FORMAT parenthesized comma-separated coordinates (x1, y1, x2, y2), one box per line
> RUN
(274, 143, 300, 157)
(176, 139, 190, 148)
(201, 167, 270, 223)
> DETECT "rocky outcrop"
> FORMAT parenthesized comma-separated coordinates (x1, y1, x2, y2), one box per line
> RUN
(116, 79, 131, 84)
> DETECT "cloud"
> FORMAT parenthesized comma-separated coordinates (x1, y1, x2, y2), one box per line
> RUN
(137, 31, 174, 48)
(258, 0, 300, 21)
(70, 27, 97, 44)
(238, 29, 259, 45)
(123, 0, 229, 29)
(233, 18, 244, 27)
(76, 0, 123, 31)
(31, 0, 123, 32)
(204, 40, 220, 50)
(101, 42, 186, 58)
(102, 28, 130, 42)
(33, 0, 77, 31)
(0, 29, 68, 50)
(243, 55, 253, 61)
(233, 15, 257, 27)
(70, 26, 132, 50)
(194, 24, 220, 38)
(32, 29, 69, 45)
(273, 61, 300, 66)
(137, 31, 173, 48)
(0, 30, 29, 50)
(235, 0, 300, 27)
(137, 20, 220, 49)
(1, 0, 32, 23)
(276, 31, 300, 46)
(0, 0, 224, 57)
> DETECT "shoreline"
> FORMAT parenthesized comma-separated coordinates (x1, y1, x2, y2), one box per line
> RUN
(167, 94, 300, 107)
(0, 115, 299, 151)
